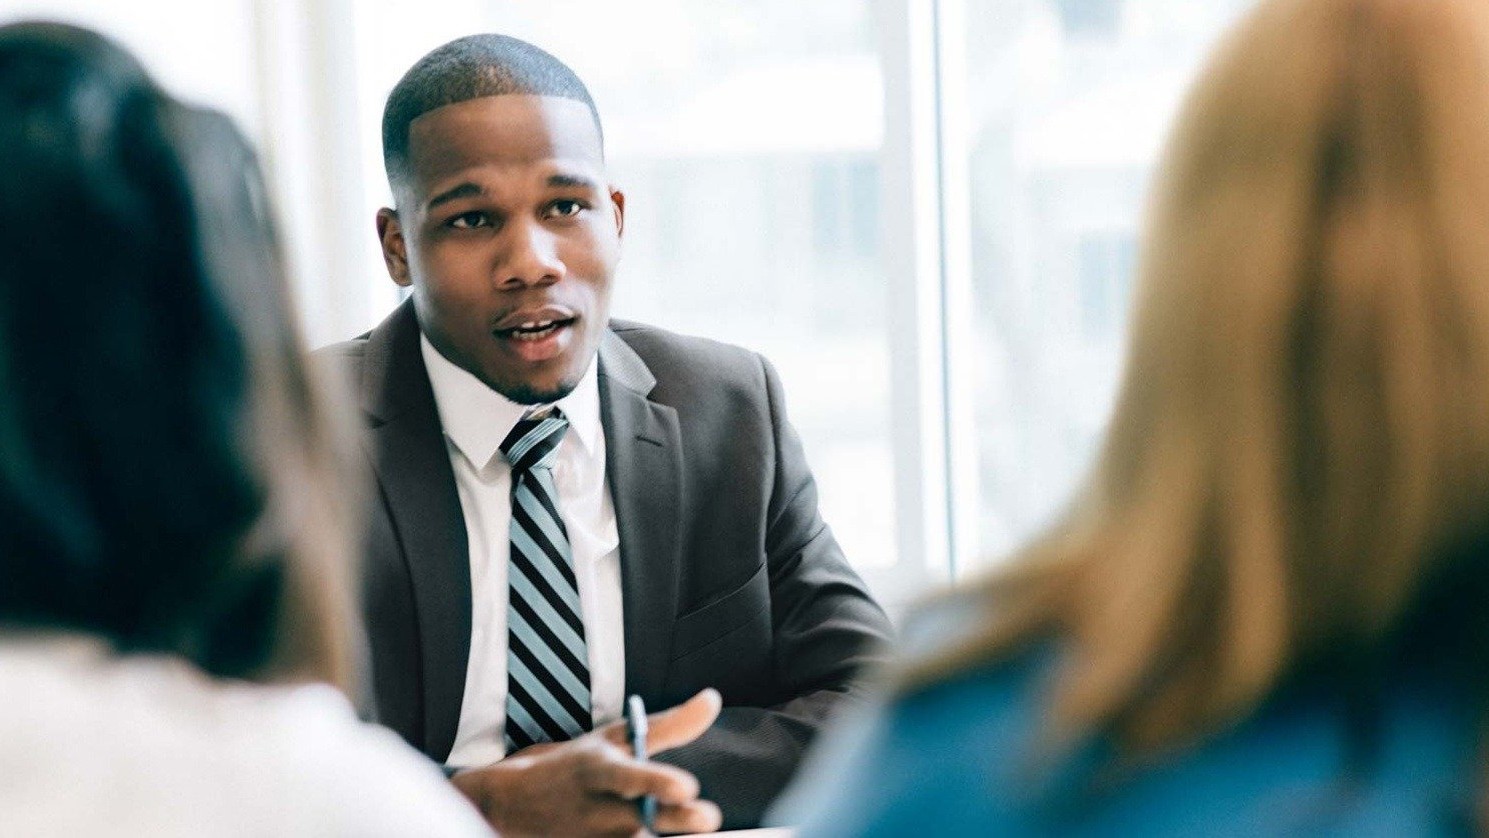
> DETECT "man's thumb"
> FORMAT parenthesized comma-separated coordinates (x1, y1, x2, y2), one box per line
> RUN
(647, 688, 722, 754)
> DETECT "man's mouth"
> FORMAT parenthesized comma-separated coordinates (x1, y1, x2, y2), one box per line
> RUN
(493, 317, 578, 342)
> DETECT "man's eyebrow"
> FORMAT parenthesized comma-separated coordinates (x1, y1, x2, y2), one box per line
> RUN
(425, 182, 484, 211)
(547, 173, 601, 190)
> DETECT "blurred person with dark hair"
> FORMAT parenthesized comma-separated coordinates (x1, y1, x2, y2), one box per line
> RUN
(0, 21, 490, 835)
(773, 0, 1489, 833)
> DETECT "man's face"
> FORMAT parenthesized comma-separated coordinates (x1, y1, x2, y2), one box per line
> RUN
(378, 95, 624, 404)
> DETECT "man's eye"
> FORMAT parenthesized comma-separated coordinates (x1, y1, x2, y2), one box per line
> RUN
(449, 211, 490, 229)
(549, 200, 584, 218)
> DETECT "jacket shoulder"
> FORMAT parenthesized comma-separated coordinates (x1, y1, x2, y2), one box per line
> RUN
(313, 335, 370, 378)
(607, 319, 766, 394)
(314, 335, 370, 362)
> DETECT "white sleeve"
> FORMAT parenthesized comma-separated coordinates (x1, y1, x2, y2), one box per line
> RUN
(283, 686, 494, 837)
(322, 723, 493, 837)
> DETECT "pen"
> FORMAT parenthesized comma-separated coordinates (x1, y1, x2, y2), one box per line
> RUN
(626, 694, 658, 834)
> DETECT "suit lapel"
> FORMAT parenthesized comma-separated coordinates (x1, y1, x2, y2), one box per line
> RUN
(361, 301, 471, 760)
(598, 331, 684, 701)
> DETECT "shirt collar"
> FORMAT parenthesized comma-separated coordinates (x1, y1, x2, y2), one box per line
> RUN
(419, 334, 603, 471)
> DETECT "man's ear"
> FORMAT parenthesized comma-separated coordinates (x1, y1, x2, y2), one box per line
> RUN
(610, 188, 626, 239)
(376, 208, 412, 287)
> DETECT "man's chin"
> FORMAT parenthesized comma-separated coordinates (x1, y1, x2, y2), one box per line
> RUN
(482, 339, 599, 404)
(492, 377, 580, 406)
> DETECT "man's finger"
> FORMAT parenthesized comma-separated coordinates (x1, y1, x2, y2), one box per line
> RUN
(577, 751, 701, 803)
(654, 799, 724, 835)
(563, 798, 646, 837)
(647, 688, 722, 754)
(598, 688, 722, 754)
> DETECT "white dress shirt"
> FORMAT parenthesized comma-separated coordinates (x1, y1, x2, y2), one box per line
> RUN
(0, 634, 491, 837)
(420, 336, 625, 769)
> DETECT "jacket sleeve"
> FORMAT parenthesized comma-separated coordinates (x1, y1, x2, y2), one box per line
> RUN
(654, 354, 895, 829)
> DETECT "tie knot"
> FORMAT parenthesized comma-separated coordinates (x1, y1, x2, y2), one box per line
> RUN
(500, 409, 570, 474)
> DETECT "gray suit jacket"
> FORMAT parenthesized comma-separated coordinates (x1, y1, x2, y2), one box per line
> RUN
(320, 301, 892, 828)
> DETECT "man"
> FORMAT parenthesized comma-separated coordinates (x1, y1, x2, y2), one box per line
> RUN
(321, 34, 892, 834)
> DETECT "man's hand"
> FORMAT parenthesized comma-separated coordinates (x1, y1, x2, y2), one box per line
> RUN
(450, 689, 724, 837)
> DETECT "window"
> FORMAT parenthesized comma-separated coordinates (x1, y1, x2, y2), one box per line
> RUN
(1056, 0, 1124, 37)
(0, 1, 261, 134)
(11, 0, 1267, 608)
(1078, 231, 1137, 338)
(952, 0, 1257, 572)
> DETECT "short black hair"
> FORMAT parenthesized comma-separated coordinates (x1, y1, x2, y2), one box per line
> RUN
(382, 33, 603, 195)
(0, 21, 359, 684)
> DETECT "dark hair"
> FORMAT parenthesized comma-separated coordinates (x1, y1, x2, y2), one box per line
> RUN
(382, 33, 603, 194)
(0, 22, 360, 688)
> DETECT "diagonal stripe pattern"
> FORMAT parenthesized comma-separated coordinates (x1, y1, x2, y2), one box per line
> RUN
(500, 408, 592, 753)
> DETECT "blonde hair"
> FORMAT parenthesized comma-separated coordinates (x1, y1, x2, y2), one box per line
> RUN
(908, 0, 1489, 757)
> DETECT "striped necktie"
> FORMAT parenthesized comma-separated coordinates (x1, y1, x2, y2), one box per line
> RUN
(499, 408, 592, 752)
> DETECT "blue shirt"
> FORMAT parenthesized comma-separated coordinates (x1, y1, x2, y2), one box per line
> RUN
(773, 651, 1479, 836)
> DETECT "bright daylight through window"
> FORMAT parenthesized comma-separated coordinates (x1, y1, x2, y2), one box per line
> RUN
(2, 0, 1262, 609)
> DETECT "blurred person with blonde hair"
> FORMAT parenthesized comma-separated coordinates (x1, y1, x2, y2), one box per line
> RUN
(774, 0, 1489, 832)
(0, 22, 490, 835)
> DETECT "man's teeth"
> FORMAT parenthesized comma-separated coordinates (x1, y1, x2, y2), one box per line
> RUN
(507, 320, 562, 341)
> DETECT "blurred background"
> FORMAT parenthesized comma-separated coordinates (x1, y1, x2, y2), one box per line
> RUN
(0, 0, 1256, 614)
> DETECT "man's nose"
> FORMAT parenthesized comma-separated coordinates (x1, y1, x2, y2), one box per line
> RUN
(497, 220, 565, 288)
